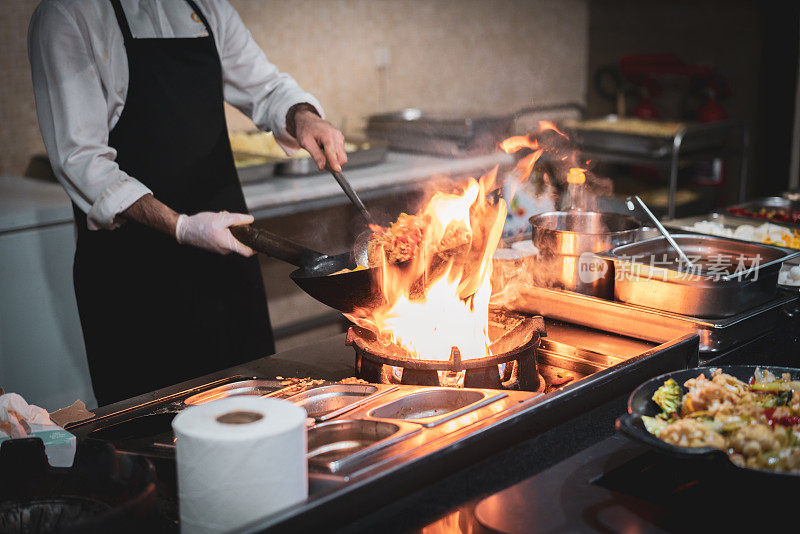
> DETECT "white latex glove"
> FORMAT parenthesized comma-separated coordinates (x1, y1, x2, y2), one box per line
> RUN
(175, 211, 255, 256)
(0, 393, 52, 439)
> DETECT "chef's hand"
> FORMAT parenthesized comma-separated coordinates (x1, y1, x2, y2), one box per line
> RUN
(287, 103, 347, 172)
(175, 211, 255, 257)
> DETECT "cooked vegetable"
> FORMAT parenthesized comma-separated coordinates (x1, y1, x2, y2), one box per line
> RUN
(652, 378, 683, 416)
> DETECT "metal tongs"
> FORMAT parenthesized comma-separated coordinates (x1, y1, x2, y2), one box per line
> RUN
(626, 195, 694, 269)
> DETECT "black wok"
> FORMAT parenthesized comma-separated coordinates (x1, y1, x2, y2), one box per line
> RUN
(231, 224, 380, 313)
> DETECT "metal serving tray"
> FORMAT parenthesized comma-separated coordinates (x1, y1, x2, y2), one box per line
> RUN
(724, 197, 800, 227)
(504, 284, 796, 353)
(564, 117, 732, 158)
(365, 109, 512, 157)
(183, 379, 285, 405)
(666, 212, 800, 290)
(274, 142, 388, 176)
(307, 418, 421, 474)
(667, 212, 799, 236)
(598, 234, 799, 317)
(367, 389, 508, 428)
(234, 153, 277, 184)
(286, 384, 398, 422)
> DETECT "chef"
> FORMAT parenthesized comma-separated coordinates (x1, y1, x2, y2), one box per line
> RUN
(28, 0, 347, 406)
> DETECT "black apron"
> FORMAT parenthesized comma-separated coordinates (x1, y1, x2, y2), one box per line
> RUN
(73, 0, 274, 406)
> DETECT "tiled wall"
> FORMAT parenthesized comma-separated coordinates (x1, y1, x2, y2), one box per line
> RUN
(1, 0, 588, 176)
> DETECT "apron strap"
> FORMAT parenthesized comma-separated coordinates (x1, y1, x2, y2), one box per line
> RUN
(109, 0, 134, 43)
(185, 0, 214, 38)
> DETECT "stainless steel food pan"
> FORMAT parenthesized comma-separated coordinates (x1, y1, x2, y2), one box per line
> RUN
(598, 234, 800, 317)
(234, 153, 277, 184)
(183, 379, 284, 405)
(274, 142, 388, 176)
(368, 388, 507, 428)
(286, 384, 397, 422)
(306, 419, 420, 474)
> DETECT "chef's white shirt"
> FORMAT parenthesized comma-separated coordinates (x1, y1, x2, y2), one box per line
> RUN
(28, 0, 324, 230)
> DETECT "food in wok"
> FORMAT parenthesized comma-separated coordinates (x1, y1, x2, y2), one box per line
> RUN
(366, 212, 470, 267)
(643, 368, 800, 474)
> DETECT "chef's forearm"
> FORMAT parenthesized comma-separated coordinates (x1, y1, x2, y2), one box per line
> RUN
(121, 194, 180, 237)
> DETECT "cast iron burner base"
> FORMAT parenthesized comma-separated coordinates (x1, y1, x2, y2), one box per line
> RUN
(346, 311, 546, 391)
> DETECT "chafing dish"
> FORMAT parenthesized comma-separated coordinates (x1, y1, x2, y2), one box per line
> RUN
(598, 234, 800, 317)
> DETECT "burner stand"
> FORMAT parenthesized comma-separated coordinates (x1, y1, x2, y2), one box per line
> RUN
(346, 313, 546, 391)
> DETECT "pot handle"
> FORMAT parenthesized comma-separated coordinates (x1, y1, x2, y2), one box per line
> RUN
(230, 224, 325, 267)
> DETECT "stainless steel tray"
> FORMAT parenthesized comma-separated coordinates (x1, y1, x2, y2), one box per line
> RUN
(366, 109, 511, 140)
(564, 117, 732, 158)
(598, 234, 799, 317)
(365, 109, 512, 157)
(501, 284, 797, 353)
(307, 418, 421, 474)
(234, 153, 277, 184)
(666, 212, 799, 234)
(274, 143, 388, 176)
(287, 384, 398, 422)
(666, 212, 800, 291)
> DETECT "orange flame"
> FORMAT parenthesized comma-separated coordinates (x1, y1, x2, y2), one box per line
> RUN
(500, 134, 543, 183)
(539, 120, 568, 138)
(347, 169, 506, 361)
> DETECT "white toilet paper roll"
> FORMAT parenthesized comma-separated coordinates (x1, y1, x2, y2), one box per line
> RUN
(172, 396, 308, 534)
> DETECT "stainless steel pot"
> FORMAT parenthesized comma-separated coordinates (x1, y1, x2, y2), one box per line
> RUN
(529, 211, 641, 298)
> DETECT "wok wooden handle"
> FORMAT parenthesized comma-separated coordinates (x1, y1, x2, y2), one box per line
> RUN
(230, 224, 325, 267)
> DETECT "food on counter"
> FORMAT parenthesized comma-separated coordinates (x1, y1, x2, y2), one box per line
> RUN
(564, 117, 687, 138)
(684, 219, 800, 250)
(366, 212, 471, 266)
(229, 130, 366, 160)
(642, 368, 800, 473)
(728, 206, 800, 224)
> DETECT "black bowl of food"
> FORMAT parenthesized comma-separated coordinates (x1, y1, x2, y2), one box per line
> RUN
(616, 365, 800, 479)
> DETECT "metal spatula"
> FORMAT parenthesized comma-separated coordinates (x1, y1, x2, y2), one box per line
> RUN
(331, 169, 376, 226)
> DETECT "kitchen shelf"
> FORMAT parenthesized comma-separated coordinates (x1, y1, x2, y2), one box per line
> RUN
(565, 118, 749, 220)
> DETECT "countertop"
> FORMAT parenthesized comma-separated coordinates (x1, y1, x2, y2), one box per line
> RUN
(0, 175, 74, 233)
(0, 152, 511, 233)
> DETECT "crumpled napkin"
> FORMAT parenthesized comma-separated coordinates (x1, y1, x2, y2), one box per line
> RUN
(0, 393, 52, 439)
